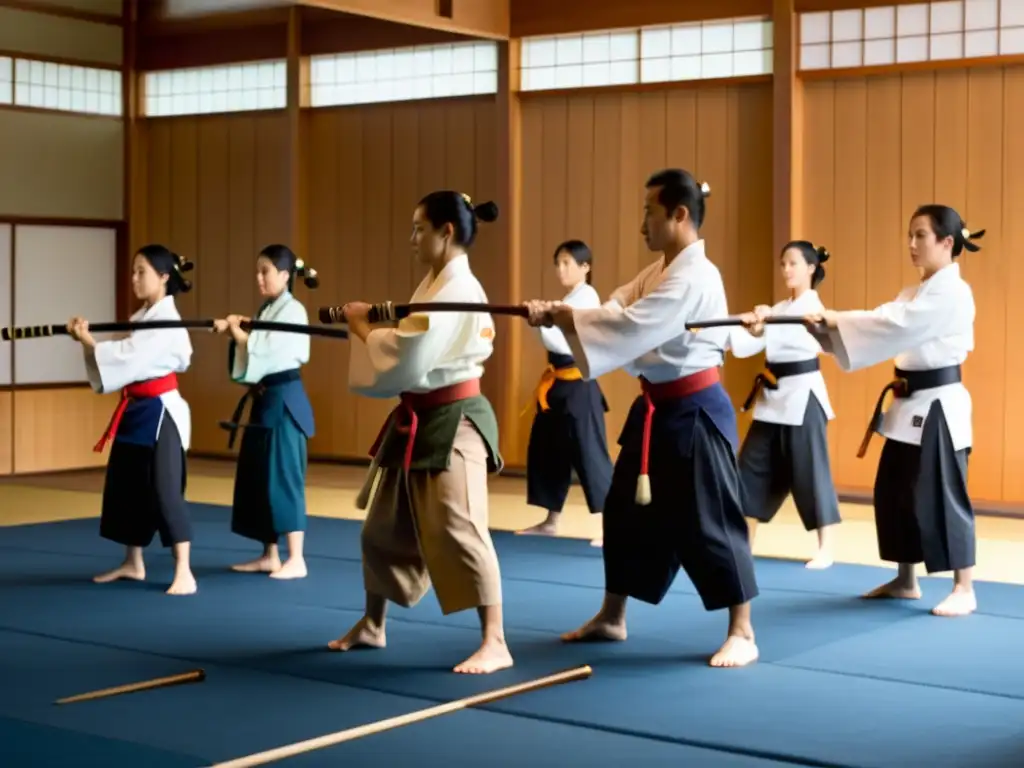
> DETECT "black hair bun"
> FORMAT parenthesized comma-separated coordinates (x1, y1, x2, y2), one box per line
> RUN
(473, 201, 499, 223)
(816, 246, 830, 263)
(179, 259, 195, 273)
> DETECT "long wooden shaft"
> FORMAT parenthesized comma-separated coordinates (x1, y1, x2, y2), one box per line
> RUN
(54, 669, 206, 705)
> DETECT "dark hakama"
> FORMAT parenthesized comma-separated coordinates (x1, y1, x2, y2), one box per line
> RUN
(738, 396, 841, 531)
(525, 351, 613, 514)
(872, 399, 974, 573)
(100, 398, 192, 548)
(224, 368, 315, 545)
(602, 376, 759, 611)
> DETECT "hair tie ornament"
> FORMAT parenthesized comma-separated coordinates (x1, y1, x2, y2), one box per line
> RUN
(816, 246, 830, 263)
(960, 226, 985, 253)
(461, 192, 472, 205)
(699, 181, 711, 197)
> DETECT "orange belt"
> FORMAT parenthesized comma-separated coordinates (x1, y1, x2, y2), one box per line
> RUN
(369, 378, 481, 472)
(635, 368, 720, 505)
(94, 373, 179, 453)
(530, 364, 583, 414)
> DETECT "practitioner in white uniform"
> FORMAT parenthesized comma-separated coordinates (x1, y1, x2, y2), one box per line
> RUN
(518, 240, 613, 547)
(730, 241, 840, 568)
(804, 204, 982, 617)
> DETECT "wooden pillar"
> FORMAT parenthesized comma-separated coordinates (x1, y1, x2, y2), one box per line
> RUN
(286, 7, 308, 261)
(121, 0, 139, 320)
(772, 0, 804, 301)
(496, 39, 523, 460)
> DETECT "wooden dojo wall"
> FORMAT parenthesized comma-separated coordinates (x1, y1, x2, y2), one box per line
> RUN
(123, 0, 1024, 511)
(801, 65, 1024, 504)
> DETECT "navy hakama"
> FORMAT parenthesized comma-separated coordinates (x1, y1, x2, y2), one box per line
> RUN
(224, 365, 315, 546)
(603, 372, 759, 611)
(525, 351, 613, 514)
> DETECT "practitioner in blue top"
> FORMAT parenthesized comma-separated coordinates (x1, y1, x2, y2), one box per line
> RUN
(214, 244, 318, 580)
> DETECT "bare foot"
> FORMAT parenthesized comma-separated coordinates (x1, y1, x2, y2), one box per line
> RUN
(805, 552, 833, 570)
(269, 557, 307, 580)
(590, 537, 603, 548)
(709, 635, 759, 668)
(862, 578, 922, 600)
(561, 614, 627, 642)
(453, 639, 514, 674)
(328, 618, 386, 652)
(93, 562, 145, 584)
(516, 522, 558, 536)
(932, 588, 976, 617)
(166, 571, 197, 596)
(231, 555, 281, 574)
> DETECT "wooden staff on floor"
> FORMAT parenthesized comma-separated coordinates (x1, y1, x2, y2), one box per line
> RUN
(208, 665, 593, 768)
(55, 669, 206, 705)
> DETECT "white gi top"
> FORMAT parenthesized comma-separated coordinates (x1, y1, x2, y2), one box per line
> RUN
(826, 262, 974, 450)
(231, 290, 310, 385)
(84, 295, 193, 450)
(349, 254, 494, 398)
(538, 281, 601, 356)
(565, 239, 728, 383)
(729, 289, 835, 426)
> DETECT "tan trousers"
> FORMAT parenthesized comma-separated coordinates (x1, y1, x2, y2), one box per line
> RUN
(361, 418, 503, 615)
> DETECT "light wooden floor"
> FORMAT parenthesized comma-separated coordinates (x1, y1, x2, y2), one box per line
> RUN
(3, 458, 1023, 585)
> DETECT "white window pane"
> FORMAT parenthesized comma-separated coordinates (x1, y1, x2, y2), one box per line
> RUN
(800, 43, 831, 69)
(832, 40, 862, 67)
(555, 36, 584, 65)
(864, 38, 896, 64)
(864, 7, 895, 38)
(672, 24, 702, 54)
(554, 64, 583, 88)
(1002, 26, 1024, 53)
(671, 55, 702, 80)
(733, 19, 771, 51)
(965, 28, 999, 54)
(524, 39, 556, 68)
(930, 31, 964, 58)
(473, 70, 497, 93)
(0, 81, 10, 104)
(581, 61, 611, 86)
(931, 1, 964, 33)
(897, 4, 929, 35)
(523, 66, 556, 91)
(452, 44, 476, 72)
(641, 27, 672, 58)
(965, 0, 998, 28)
(832, 9, 863, 41)
(1002, 0, 1024, 27)
(608, 31, 638, 60)
(582, 33, 610, 63)
(702, 22, 733, 53)
(801, 12, 831, 44)
(701, 52, 733, 78)
(376, 51, 397, 79)
(641, 56, 671, 83)
(897, 34, 929, 60)
(608, 60, 637, 84)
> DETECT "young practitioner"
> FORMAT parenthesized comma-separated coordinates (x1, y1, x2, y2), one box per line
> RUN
(526, 169, 760, 668)
(804, 205, 982, 618)
(517, 240, 613, 547)
(328, 191, 512, 675)
(67, 244, 196, 596)
(214, 244, 317, 580)
(730, 241, 841, 569)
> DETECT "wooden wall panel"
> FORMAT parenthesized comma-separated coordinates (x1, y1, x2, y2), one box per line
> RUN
(801, 64, 1024, 503)
(511, 82, 775, 466)
(0, 391, 11, 475)
(139, 98, 499, 460)
(11, 388, 119, 473)
(302, 98, 500, 461)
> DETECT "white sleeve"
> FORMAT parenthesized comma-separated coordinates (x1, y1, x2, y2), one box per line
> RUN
(231, 300, 310, 383)
(88, 330, 189, 394)
(564, 272, 698, 379)
(347, 311, 459, 398)
(727, 327, 767, 359)
(828, 284, 973, 371)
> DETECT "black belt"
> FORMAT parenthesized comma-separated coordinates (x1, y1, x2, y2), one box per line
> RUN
(220, 368, 301, 449)
(857, 364, 961, 458)
(741, 358, 820, 412)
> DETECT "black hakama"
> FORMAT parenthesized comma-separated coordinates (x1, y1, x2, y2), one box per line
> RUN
(100, 399, 192, 548)
(525, 352, 613, 514)
(872, 399, 974, 573)
(738, 396, 841, 532)
(602, 374, 759, 611)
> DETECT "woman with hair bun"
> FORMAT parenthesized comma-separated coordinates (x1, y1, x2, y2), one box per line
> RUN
(328, 190, 513, 676)
(731, 241, 841, 569)
(804, 204, 983, 618)
(214, 244, 319, 581)
(66, 244, 197, 596)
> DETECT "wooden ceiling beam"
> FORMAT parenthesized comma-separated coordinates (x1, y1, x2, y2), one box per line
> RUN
(297, 0, 509, 40)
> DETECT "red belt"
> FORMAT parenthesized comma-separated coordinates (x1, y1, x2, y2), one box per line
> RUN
(635, 367, 720, 505)
(94, 373, 179, 453)
(369, 378, 481, 472)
